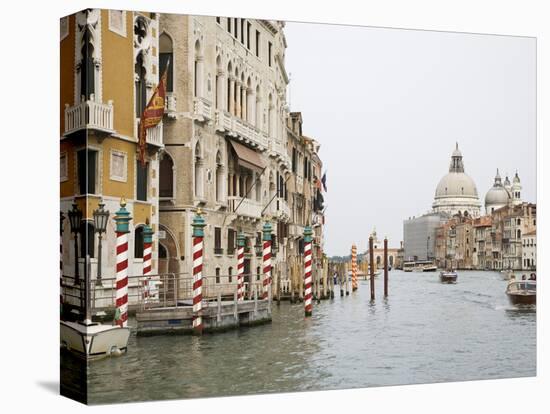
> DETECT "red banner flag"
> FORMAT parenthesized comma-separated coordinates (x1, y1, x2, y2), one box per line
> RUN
(138, 68, 168, 165)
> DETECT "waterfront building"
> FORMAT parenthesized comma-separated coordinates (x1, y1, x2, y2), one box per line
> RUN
(157, 15, 324, 291)
(432, 144, 481, 218)
(521, 230, 536, 271)
(60, 10, 163, 305)
(362, 229, 399, 269)
(472, 216, 492, 270)
(403, 212, 448, 262)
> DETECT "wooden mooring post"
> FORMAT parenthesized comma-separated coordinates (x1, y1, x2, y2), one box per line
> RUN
(369, 236, 375, 301)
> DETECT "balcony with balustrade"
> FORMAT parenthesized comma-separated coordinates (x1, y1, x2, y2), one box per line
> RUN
(135, 119, 163, 148)
(215, 110, 268, 151)
(228, 196, 263, 220)
(64, 99, 114, 136)
(193, 96, 213, 122)
(276, 198, 290, 221)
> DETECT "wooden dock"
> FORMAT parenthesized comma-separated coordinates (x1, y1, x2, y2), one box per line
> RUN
(136, 290, 272, 336)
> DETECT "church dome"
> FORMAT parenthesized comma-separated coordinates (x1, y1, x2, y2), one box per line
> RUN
(485, 186, 510, 206)
(484, 169, 511, 213)
(435, 173, 479, 198)
(432, 143, 481, 217)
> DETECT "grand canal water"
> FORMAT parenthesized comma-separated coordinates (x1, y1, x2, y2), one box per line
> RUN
(63, 270, 536, 404)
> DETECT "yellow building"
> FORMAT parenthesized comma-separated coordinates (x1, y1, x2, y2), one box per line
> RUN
(60, 9, 163, 301)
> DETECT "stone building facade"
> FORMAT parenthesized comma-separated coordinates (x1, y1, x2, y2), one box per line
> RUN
(156, 15, 324, 292)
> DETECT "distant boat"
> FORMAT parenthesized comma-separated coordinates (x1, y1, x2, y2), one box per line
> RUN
(440, 270, 458, 283)
(422, 264, 438, 272)
(506, 275, 536, 306)
(403, 262, 415, 272)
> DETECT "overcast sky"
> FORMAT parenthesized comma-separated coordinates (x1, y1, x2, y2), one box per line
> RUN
(284, 22, 536, 256)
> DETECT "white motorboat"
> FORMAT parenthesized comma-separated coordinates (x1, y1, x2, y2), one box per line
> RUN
(61, 320, 130, 359)
(506, 274, 536, 306)
(440, 270, 458, 283)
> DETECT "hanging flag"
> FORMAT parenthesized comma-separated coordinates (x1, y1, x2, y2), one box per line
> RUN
(138, 62, 169, 165)
(321, 172, 327, 192)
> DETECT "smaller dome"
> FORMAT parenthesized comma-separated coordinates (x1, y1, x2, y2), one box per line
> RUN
(504, 175, 511, 187)
(513, 171, 520, 184)
(485, 186, 510, 206)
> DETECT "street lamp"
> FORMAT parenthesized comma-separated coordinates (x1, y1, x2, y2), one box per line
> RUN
(93, 201, 110, 286)
(68, 202, 83, 285)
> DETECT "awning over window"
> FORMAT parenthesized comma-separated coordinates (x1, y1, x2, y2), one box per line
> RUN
(228, 140, 265, 171)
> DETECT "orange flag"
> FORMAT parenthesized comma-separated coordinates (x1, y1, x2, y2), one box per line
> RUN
(138, 67, 168, 165)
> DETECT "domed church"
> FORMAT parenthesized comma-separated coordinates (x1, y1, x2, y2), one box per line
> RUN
(485, 170, 522, 214)
(432, 143, 481, 217)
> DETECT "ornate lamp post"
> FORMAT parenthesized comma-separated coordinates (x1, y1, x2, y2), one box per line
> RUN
(68, 202, 83, 285)
(93, 201, 110, 286)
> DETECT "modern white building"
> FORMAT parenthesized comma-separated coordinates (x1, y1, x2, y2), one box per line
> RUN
(432, 144, 481, 217)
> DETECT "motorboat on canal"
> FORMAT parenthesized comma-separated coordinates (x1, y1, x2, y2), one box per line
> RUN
(506, 274, 536, 306)
(440, 270, 458, 283)
(60, 320, 130, 359)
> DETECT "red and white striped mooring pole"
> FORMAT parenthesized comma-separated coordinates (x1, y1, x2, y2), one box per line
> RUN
(142, 221, 154, 302)
(262, 221, 273, 300)
(192, 209, 206, 335)
(237, 232, 246, 301)
(303, 226, 313, 317)
(114, 198, 132, 328)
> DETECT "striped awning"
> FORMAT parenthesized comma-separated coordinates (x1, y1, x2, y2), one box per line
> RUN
(228, 140, 265, 171)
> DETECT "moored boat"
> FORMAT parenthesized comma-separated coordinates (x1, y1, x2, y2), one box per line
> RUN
(422, 264, 438, 272)
(440, 270, 458, 283)
(61, 320, 130, 359)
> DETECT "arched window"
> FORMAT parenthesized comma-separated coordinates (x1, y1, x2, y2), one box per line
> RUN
(227, 62, 233, 112)
(268, 93, 274, 136)
(228, 267, 233, 283)
(215, 55, 223, 109)
(135, 52, 147, 118)
(215, 267, 221, 284)
(159, 33, 174, 92)
(159, 153, 174, 198)
(194, 143, 204, 198)
(158, 243, 167, 259)
(80, 28, 95, 100)
(255, 85, 261, 128)
(134, 226, 144, 258)
(194, 40, 203, 97)
(215, 151, 225, 202)
(517, 229, 521, 239)
(256, 266, 261, 281)
(80, 221, 95, 259)
(376, 256, 381, 266)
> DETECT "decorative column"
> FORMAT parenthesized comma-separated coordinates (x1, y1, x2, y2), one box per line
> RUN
(237, 232, 246, 301)
(303, 226, 313, 317)
(142, 221, 154, 302)
(114, 198, 132, 328)
(192, 209, 206, 334)
(262, 221, 273, 300)
(351, 244, 358, 291)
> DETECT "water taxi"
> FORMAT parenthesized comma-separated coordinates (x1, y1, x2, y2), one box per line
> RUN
(440, 270, 458, 283)
(506, 274, 536, 306)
